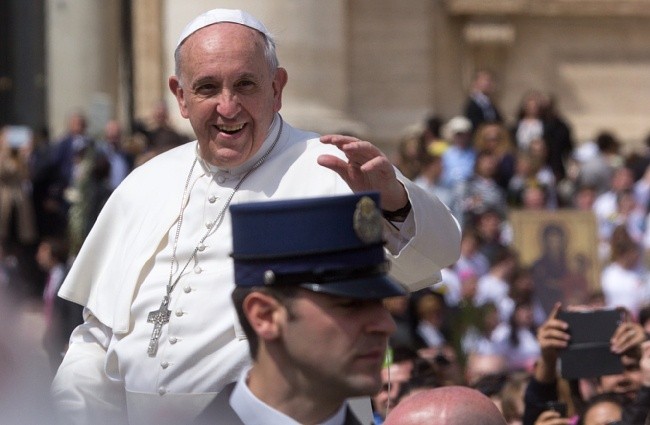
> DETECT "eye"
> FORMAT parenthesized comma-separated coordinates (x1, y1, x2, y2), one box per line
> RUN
(235, 79, 257, 92)
(335, 298, 365, 309)
(194, 83, 218, 96)
(193, 80, 220, 97)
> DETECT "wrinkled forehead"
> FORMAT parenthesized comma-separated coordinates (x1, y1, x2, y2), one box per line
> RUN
(182, 22, 263, 52)
(177, 8, 271, 49)
(178, 23, 268, 79)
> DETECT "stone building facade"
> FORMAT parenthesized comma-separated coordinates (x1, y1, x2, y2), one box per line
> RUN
(43, 0, 650, 151)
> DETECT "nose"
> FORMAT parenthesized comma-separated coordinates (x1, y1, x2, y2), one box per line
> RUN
(366, 302, 397, 336)
(215, 90, 240, 119)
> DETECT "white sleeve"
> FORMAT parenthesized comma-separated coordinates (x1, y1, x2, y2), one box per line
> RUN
(50, 309, 128, 425)
(384, 174, 462, 292)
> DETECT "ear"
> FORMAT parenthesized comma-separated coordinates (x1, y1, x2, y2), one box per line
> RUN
(272, 68, 288, 112)
(168, 76, 190, 119)
(243, 292, 284, 341)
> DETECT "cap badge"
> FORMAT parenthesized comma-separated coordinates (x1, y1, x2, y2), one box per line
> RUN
(263, 270, 275, 285)
(353, 196, 383, 244)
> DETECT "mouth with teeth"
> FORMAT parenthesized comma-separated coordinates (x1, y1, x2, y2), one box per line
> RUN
(215, 123, 246, 135)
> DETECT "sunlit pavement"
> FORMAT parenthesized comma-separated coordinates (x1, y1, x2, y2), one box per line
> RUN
(8, 299, 52, 379)
(1, 298, 57, 424)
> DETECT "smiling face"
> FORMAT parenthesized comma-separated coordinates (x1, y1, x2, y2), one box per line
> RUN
(169, 23, 287, 167)
(275, 289, 396, 400)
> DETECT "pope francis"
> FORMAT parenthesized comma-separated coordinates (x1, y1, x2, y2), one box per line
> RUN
(50, 8, 461, 425)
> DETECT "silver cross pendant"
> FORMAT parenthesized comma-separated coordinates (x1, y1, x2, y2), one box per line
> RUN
(147, 295, 171, 356)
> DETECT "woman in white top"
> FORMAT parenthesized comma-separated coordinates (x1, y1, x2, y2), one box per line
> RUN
(601, 226, 650, 319)
(491, 300, 540, 372)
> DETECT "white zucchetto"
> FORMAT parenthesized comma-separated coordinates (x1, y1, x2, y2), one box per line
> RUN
(176, 8, 272, 49)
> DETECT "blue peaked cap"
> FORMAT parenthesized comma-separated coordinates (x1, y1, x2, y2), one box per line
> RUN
(229, 192, 406, 299)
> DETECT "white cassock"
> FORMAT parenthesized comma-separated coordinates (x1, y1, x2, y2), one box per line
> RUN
(51, 114, 461, 425)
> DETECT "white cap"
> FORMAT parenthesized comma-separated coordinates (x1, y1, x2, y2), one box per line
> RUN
(176, 9, 272, 49)
(443, 116, 472, 140)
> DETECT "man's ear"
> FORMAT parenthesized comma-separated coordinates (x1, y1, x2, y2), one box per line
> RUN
(272, 67, 288, 112)
(243, 292, 284, 341)
(168, 76, 190, 119)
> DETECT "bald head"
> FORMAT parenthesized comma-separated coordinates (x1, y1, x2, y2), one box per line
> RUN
(384, 386, 507, 425)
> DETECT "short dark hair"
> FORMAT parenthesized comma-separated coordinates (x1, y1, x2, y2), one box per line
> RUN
(595, 131, 620, 153)
(578, 392, 626, 425)
(231, 285, 299, 360)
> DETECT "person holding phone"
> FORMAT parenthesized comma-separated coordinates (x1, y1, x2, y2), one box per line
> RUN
(522, 303, 647, 425)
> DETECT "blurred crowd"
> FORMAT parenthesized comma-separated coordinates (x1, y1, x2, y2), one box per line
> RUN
(377, 70, 650, 425)
(0, 101, 191, 297)
(3, 69, 650, 424)
(0, 101, 191, 377)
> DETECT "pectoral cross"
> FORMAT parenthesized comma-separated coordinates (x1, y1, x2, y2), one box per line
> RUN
(147, 295, 171, 357)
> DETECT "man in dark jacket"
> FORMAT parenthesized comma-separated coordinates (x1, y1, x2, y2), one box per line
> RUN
(463, 69, 503, 135)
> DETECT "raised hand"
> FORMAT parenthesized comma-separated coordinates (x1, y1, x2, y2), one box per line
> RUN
(318, 135, 408, 212)
(535, 303, 570, 382)
(610, 312, 645, 356)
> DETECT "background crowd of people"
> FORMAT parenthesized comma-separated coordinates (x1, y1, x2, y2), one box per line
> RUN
(0, 103, 190, 373)
(0, 102, 190, 294)
(3, 67, 650, 424)
(378, 70, 650, 424)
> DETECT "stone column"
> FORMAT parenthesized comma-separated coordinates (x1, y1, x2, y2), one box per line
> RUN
(263, 0, 368, 136)
(132, 0, 164, 123)
(46, 0, 120, 138)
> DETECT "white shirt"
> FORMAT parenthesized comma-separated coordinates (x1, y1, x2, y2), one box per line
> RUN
(593, 191, 617, 230)
(515, 118, 543, 151)
(416, 321, 446, 348)
(99, 142, 130, 190)
(230, 370, 347, 425)
(491, 323, 540, 371)
(437, 267, 461, 307)
(601, 262, 649, 317)
(475, 275, 508, 309)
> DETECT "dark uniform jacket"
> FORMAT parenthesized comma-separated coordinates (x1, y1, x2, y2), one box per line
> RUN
(193, 383, 365, 425)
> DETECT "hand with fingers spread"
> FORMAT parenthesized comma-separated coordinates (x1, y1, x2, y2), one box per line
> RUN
(535, 303, 570, 383)
(318, 135, 409, 212)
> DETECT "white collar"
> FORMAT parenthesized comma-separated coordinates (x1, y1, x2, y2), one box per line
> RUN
(230, 368, 347, 425)
(196, 113, 282, 176)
